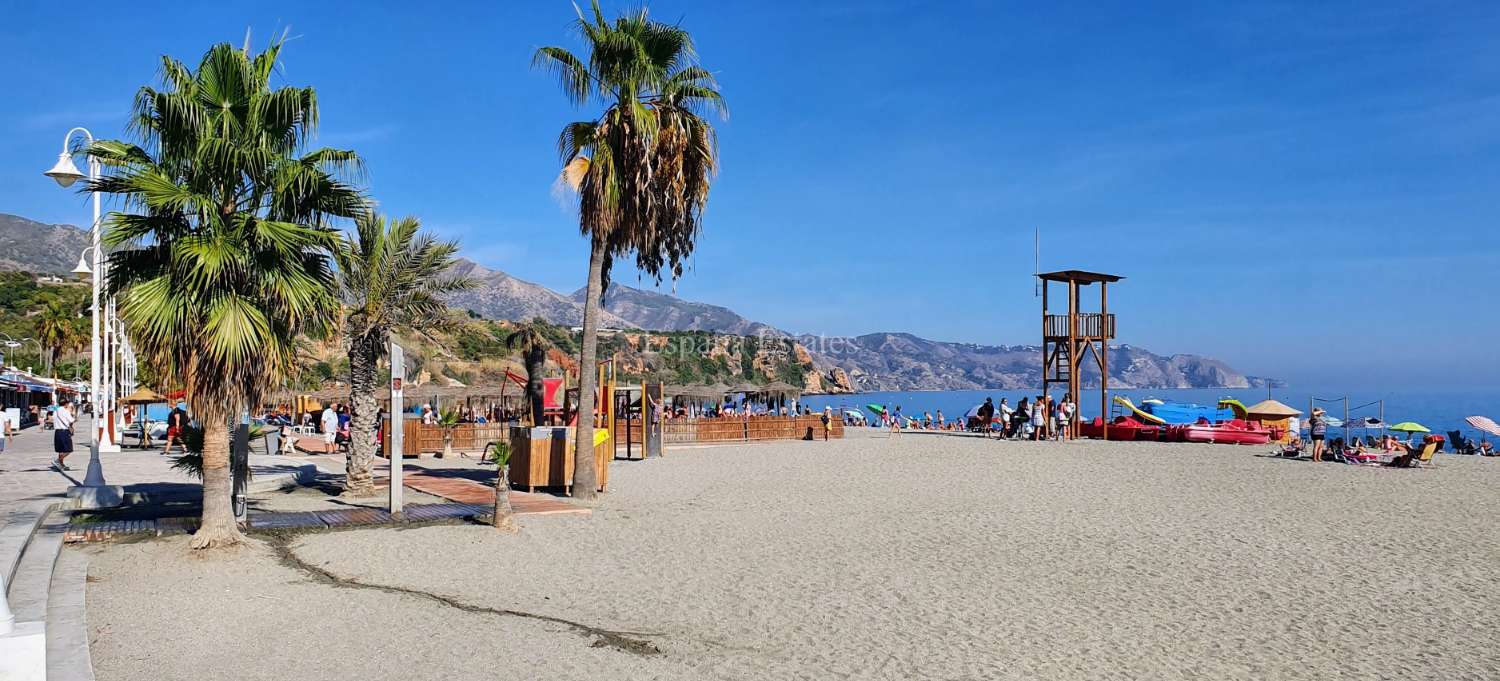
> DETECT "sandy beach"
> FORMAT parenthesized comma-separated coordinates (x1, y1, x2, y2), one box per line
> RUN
(85, 432, 1500, 680)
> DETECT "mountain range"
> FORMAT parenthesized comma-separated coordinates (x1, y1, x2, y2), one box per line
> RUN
(0, 214, 1277, 392)
(0, 214, 92, 274)
(441, 258, 1279, 392)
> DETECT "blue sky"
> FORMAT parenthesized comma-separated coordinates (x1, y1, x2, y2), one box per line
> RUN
(3, 1, 1498, 389)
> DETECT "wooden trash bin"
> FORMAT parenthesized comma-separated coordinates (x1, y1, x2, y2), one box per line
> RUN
(508, 426, 610, 495)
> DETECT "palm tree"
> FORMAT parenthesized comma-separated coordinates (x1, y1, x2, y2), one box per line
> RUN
(335, 213, 470, 497)
(34, 300, 75, 376)
(90, 38, 365, 548)
(486, 439, 516, 532)
(535, 1, 725, 499)
(505, 319, 551, 426)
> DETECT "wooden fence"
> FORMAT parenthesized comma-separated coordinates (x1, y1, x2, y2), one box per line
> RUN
(383, 414, 844, 458)
(623, 415, 843, 447)
(381, 418, 511, 457)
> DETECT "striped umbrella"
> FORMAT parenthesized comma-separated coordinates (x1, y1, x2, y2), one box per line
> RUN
(1466, 416, 1500, 438)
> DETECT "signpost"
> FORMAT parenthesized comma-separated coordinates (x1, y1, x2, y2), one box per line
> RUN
(389, 342, 404, 520)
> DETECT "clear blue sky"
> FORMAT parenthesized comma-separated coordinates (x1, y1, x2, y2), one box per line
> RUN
(3, 1, 1497, 389)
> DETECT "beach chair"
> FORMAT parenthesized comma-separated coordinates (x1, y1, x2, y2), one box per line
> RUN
(1387, 442, 1437, 469)
(1447, 431, 1475, 455)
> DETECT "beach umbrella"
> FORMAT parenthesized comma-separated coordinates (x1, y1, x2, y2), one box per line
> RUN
(865, 404, 886, 417)
(120, 387, 167, 405)
(1465, 416, 1500, 438)
(1388, 422, 1430, 434)
(844, 409, 865, 420)
(964, 404, 983, 420)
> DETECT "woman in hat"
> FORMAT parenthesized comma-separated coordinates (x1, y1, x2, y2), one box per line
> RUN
(1309, 407, 1328, 462)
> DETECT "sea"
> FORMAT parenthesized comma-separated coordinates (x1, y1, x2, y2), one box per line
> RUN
(799, 387, 1500, 440)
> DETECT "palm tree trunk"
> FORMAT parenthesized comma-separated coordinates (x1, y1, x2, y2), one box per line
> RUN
(572, 238, 606, 500)
(191, 405, 242, 549)
(345, 333, 380, 496)
(492, 464, 517, 532)
(525, 348, 545, 426)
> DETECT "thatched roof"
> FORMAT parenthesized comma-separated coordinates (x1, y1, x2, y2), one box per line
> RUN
(1247, 399, 1301, 418)
(759, 381, 803, 397)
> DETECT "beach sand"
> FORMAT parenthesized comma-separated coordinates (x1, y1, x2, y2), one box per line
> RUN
(86, 432, 1500, 680)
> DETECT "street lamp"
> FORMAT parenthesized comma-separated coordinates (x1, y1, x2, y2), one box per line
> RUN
(45, 126, 122, 507)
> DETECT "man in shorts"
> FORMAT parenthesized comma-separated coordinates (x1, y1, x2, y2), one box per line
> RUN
(321, 403, 340, 454)
(52, 400, 76, 470)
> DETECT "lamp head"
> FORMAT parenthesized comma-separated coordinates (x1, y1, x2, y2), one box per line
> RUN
(71, 252, 93, 280)
(44, 152, 85, 188)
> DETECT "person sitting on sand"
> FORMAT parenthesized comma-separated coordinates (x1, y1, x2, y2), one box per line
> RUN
(1479, 441, 1495, 456)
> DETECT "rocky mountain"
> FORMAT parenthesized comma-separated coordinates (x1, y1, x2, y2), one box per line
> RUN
(802, 333, 1279, 391)
(0, 214, 91, 274)
(571, 284, 779, 337)
(446, 259, 632, 328)
(448, 260, 1276, 392)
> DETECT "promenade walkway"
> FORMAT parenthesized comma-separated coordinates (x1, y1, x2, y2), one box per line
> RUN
(0, 418, 316, 512)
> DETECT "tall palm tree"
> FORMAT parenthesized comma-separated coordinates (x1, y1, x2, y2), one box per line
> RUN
(90, 38, 365, 548)
(335, 213, 470, 497)
(505, 319, 551, 426)
(535, 1, 724, 499)
(34, 300, 76, 376)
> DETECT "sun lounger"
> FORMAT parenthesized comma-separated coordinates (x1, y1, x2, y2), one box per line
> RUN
(1387, 442, 1437, 468)
(1447, 431, 1475, 455)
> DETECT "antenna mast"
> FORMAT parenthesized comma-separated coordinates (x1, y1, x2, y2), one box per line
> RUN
(1033, 227, 1041, 297)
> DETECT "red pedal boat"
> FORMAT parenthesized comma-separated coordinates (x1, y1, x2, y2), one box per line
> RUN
(1172, 418, 1273, 445)
(1078, 416, 1156, 441)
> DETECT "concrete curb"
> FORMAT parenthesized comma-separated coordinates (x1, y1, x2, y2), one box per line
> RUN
(245, 463, 319, 495)
(47, 547, 93, 681)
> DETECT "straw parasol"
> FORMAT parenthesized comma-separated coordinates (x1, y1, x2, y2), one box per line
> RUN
(120, 387, 168, 405)
(1246, 399, 1301, 417)
(759, 380, 803, 397)
(1246, 399, 1301, 444)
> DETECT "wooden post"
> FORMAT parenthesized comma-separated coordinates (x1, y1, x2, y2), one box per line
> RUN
(1100, 281, 1109, 442)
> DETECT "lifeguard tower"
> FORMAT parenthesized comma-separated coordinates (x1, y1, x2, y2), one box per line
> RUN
(1039, 270, 1123, 437)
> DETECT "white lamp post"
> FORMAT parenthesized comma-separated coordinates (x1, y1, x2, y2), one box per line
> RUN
(46, 126, 123, 507)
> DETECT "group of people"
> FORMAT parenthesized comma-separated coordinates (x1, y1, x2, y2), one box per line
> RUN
(968, 395, 1078, 440)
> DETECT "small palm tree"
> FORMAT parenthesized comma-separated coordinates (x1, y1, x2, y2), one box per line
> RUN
(335, 214, 470, 496)
(91, 37, 364, 548)
(505, 319, 551, 426)
(536, 0, 725, 499)
(436, 407, 461, 459)
(486, 439, 516, 532)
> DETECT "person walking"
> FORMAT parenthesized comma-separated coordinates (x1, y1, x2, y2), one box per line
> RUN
(1309, 408, 1328, 462)
(321, 402, 340, 455)
(821, 406, 833, 441)
(162, 403, 188, 456)
(52, 399, 76, 470)
(977, 398, 996, 438)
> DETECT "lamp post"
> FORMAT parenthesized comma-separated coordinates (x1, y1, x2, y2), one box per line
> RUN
(46, 126, 123, 506)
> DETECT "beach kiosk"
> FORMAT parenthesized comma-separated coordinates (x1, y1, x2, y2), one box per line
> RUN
(1246, 399, 1302, 443)
(1039, 270, 1122, 439)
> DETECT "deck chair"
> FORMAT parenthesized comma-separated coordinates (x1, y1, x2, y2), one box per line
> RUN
(1388, 442, 1437, 469)
(1447, 431, 1475, 455)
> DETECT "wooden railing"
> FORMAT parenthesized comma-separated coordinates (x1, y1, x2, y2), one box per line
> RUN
(381, 419, 513, 457)
(1044, 313, 1115, 339)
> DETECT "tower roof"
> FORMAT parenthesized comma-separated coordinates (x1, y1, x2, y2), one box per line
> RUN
(1037, 270, 1123, 284)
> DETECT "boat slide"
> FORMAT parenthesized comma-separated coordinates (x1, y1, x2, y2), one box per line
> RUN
(1112, 396, 1167, 425)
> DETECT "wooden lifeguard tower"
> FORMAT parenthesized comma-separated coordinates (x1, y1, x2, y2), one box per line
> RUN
(1039, 270, 1123, 437)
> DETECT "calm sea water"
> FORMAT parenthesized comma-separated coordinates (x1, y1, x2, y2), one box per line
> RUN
(800, 388, 1500, 440)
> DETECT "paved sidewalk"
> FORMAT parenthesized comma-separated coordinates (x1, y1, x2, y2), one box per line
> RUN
(0, 418, 317, 513)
